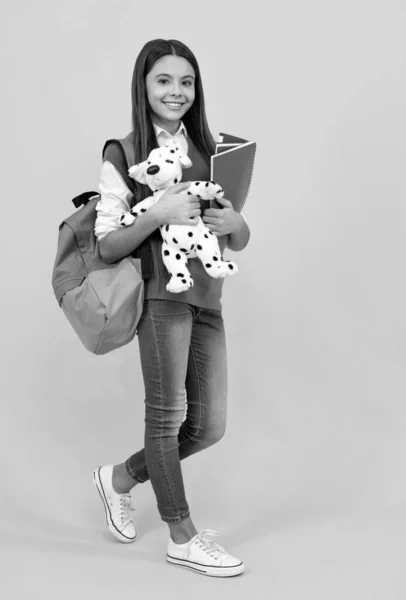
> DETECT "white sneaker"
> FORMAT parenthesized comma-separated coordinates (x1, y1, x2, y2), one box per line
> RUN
(93, 465, 137, 543)
(167, 529, 245, 577)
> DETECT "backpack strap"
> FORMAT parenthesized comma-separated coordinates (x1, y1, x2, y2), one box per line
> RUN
(102, 134, 136, 195)
(72, 191, 100, 209)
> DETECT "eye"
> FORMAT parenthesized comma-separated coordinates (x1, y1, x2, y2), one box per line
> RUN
(157, 78, 193, 86)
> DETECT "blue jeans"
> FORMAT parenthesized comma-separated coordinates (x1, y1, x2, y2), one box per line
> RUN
(125, 299, 227, 523)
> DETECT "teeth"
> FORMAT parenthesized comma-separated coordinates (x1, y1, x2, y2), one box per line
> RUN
(165, 103, 182, 108)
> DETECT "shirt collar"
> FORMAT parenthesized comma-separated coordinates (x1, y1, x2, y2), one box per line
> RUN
(153, 120, 188, 139)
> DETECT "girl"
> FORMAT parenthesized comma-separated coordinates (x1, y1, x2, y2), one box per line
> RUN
(93, 39, 250, 578)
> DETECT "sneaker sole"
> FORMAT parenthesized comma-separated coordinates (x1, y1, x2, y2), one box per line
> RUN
(166, 554, 244, 577)
(92, 467, 137, 543)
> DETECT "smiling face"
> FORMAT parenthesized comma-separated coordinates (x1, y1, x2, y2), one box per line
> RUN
(145, 54, 196, 135)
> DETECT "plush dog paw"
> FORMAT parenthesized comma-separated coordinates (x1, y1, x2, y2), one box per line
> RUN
(224, 260, 238, 275)
(187, 181, 224, 200)
(206, 181, 224, 199)
(205, 260, 238, 279)
(119, 211, 137, 226)
(166, 274, 194, 293)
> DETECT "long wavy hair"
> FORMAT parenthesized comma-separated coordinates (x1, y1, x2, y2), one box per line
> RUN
(131, 39, 216, 203)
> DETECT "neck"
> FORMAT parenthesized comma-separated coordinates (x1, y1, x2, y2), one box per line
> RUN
(152, 116, 180, 136)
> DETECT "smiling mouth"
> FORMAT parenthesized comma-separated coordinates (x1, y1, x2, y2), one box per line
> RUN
(163, 102, 185, 107)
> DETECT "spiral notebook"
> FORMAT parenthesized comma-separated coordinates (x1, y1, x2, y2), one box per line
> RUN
(210, 132, 257, 212)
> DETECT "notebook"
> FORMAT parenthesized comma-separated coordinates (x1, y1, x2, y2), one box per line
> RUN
(210, 132, 257, 211)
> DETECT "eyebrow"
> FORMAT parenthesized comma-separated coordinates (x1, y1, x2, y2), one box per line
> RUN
(155, 73, 195, 79)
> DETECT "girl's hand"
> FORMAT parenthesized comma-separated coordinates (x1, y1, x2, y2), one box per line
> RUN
(150, 182, 201, 226)
(202, 196, 244, 237)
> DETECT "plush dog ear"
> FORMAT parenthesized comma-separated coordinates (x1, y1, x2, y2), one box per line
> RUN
(174, 147, 192, 169)
(128, 162, 147, 185)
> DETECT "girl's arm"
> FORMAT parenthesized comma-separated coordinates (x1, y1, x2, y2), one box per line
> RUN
(95, 161, 161, 263)
(96, 163, 200, 263)
(99, 211, 161, 264)
(202, 196, 251, 252)
(227, 214, 250, 252)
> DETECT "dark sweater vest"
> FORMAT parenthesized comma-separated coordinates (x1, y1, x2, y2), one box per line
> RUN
(103, 131, 228, 311)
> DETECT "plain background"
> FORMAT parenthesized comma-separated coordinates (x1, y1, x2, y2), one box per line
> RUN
(1, 0, 406, 598)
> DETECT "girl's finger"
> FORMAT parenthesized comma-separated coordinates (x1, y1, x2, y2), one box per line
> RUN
(203, 216, 217, 225)
(214, 196, 233, 208)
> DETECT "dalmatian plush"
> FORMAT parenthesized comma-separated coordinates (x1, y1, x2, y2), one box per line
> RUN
(119, 144, 238, 293)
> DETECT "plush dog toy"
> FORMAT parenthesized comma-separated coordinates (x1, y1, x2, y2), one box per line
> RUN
(119, 144, 238, 293)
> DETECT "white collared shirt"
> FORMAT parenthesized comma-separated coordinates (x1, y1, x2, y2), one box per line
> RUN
(153, 121, 188, 154)
(94, 121, 246, 241)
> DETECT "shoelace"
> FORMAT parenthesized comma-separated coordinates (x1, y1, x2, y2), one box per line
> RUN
(195, 529, 226, 559)
(118, 494, 135, 527)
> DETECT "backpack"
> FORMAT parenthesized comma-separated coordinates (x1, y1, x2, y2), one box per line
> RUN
(51, 137, 145, 355)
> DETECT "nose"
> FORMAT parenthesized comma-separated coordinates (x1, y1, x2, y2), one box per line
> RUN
(146, 165, 160, 175)
(171, 81, 182, 96)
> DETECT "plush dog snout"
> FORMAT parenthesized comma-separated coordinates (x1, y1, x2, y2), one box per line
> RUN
(146, 165, 160, 175)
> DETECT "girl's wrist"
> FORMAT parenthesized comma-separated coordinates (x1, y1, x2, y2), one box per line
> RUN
(148, 204, 164, 227)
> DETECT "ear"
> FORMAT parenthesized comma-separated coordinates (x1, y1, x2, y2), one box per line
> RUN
(128, 162, 147, 185)
(175, 147, 192, 169)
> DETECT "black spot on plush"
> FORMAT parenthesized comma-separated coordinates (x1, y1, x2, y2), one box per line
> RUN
(180, 248, 187, 252)
(177, 273, 184, 277)
(173, 238, 178, 244)
(204, 234, 209, 239)
(182, 279, 187, 284)
(228, 264, 234, 269)
(191, 244, 194, 249)
(209, 230, 214, 235)
(197, 245, 202, 250)
(213, 256, 218, 261)
(195, 182, 199, 186)
(205, 263, 212, 268)
(170, 149, 175, 153)
(188, 231, 193, 237)
(174, 178, 178, 183)
(141, 208, 146, 213)
(176, 254, 181, 260)
(205, 182, 209, 187)
(187, 191, 192, 195)
(164, 250, 170, 256)
(165, 225, 169, 232)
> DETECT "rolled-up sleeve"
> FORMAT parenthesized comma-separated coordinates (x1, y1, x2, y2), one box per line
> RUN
(94, 161, 133, 241)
